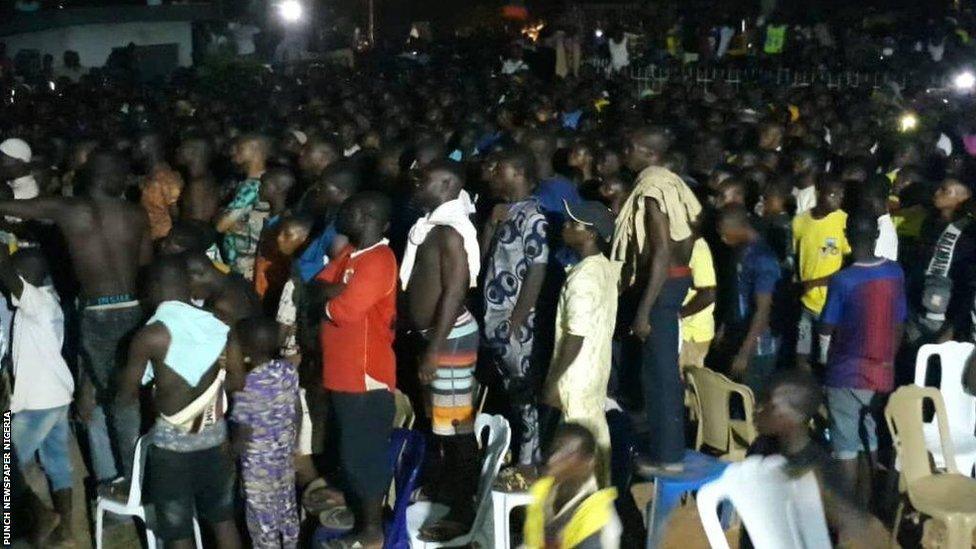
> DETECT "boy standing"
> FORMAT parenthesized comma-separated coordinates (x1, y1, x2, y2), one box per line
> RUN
(717, 207, 782, 395)
(2, 247, 75, 547)
(792, 179, 849, 369)
(680, 238, 717, 369)
(230, 317, 301, 549)
(544, 201, 621, 486)
(819, 213, 906, 504)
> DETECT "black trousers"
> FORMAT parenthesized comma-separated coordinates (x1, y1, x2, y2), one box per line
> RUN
(331, 390, 395, 506)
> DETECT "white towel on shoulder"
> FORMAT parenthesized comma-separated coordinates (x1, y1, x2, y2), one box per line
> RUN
(400, 190, 480, 291)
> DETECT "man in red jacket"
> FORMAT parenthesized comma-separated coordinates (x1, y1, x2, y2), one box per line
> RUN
(317, 191, 397, 549)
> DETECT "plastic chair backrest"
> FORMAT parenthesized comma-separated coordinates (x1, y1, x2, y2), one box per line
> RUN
(696, 455, 830, 549)
(914, 342, 976, 434)
(385, 429, 426, 549)
(126, 435, 148, 508)
(393, 390, 415, 430)
(885, 385, 960, 486)
(471, 414, 512, 536)
(686, 368, 756, 453)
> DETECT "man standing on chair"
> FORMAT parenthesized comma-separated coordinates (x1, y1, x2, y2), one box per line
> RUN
(612, 127, 702, 474)
(115, 257, 241, 549)
(402, 161, 482, 543)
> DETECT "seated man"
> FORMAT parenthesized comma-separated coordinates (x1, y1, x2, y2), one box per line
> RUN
(523, 423, 621, 549)
(115, 257, 241, 549)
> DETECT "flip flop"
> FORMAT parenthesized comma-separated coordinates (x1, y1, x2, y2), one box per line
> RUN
(318, 506, 355, 530)
(321, 538, 365, 549)
(417, 519, 470, 542)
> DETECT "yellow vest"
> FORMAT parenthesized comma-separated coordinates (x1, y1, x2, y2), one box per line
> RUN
(523, 477, 617, 549)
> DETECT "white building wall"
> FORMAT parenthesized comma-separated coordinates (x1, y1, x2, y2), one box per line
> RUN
(3, 20, 193, 67)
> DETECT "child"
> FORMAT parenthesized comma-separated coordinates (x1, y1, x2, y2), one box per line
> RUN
(543, 201, 620, 486)
(523, 423, 621, 549)
(748, 370, 889, 548)
(230, 317, 301, 549)
(1, 247, 75, 547)
(791, 178, 850, 370)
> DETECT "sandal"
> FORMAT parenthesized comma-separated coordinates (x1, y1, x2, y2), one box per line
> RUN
(318, 506, 355, 530)
(418, 519, 470, 542)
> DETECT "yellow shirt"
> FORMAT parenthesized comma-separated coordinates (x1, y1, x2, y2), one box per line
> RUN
(681, 239, 716, 343)
(792, 210, 851, 313)
(548, 254, 621, 411)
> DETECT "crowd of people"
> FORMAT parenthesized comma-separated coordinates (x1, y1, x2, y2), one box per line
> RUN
(2, 7, 976, 548)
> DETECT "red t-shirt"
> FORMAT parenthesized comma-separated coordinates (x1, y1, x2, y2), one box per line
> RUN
(317, 240, 397, 393)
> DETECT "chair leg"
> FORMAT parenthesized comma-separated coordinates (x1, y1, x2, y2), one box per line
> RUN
(890, 501, 903, 549)
(146, 527, 156, 549)
(193, 518, 203, 549)
(95, 508, 104, 549)
(492, 494, 509, 549)
(942, 516, 973, 549)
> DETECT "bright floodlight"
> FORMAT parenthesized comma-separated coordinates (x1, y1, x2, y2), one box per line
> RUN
(953, 70, 976, 91)
(594, 29, 604, 38)
(899, 113, 918, 132)
(278, 0, 303, 23)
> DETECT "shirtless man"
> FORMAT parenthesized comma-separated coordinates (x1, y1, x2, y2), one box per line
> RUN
(611, 126, 702, 474)
(0, 150, 152, 483)
(176, 137, 221, 223)
(115, 257, 241, 549)
(402, 161, 481, 542)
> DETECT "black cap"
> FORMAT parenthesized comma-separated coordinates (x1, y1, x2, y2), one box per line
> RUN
(564, 199, 615, 242)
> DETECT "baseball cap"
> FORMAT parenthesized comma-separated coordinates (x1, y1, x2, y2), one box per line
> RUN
(0, 138, 31, 163)
(563, 199, 615, 242)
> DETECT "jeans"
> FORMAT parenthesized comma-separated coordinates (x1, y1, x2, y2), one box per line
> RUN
(13, 405, 73, 491)
(642, 276, 692, 464)
(79, 303, 144, 480)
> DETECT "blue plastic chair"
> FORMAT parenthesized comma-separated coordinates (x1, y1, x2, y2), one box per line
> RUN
(313, 429, 425, 549)
(639, 450, 729, 549)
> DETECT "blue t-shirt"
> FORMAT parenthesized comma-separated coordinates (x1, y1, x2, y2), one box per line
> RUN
(297, 222, 338, 282)
(732, 239, 782, 356)
(820, 260, 907, 392)
(534, 176, 582, 267)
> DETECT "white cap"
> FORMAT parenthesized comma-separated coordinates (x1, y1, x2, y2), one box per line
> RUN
(0, 138, 31, 163)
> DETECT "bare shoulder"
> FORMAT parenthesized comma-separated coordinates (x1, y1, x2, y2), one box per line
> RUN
(135, 321, 172, 357)
(431, 225, 464, 247)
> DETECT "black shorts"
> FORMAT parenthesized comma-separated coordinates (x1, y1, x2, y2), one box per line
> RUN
(145, 444, 236, 541)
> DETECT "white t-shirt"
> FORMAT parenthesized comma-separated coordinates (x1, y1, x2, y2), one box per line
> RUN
(793, 185, 817, 216)
(876, 214, 899, 261)
(8, 175, 38, 200)
(10, 282, 73, 412)
(609, 37, 629, 71)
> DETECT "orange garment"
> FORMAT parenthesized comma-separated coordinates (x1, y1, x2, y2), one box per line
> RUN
(140, 165, 184, 240)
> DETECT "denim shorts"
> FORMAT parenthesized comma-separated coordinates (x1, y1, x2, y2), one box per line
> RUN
(796, 307, 819, 357)
(12, 405, 73, 491)
(826, 387, 883, 460)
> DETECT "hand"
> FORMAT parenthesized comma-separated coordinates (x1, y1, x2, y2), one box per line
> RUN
(508, 310, 528, 339)
(730, 352, 749, 380)
(76, 377, 96, 424)
(490, 203, 509, 225)
(418, 350, 438, 385)
(544, 383, 561, 409)
(630, 318, 652, 341)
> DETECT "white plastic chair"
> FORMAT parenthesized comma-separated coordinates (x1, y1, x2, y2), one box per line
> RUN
(914, 342, 976, 476)
(407, 413, 511, 548)
(696, 455, 831, 549)
(490, 489, 534, 549)
(95, 436, 203, 549)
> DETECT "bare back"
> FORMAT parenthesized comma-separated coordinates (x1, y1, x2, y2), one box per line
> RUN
(181, 176, 221, 223)
(59, 197, 151, 299)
